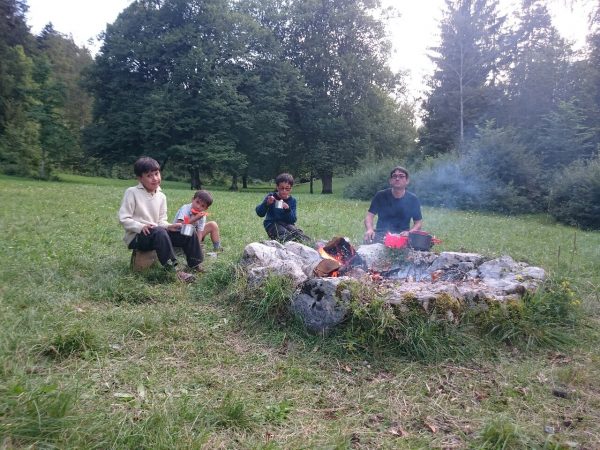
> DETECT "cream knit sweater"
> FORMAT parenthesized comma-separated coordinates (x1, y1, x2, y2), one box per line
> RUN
(118, 183, 170, 244)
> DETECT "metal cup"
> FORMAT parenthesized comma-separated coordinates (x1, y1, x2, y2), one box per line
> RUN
(275, 199, 284, 209)
(180, 224, 194, 236)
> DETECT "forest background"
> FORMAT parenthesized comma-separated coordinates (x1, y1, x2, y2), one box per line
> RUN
(1, 0, 599, 229)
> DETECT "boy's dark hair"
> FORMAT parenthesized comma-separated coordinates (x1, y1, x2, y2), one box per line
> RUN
(134, 157, 161, 176)
(193, 190, 213, 207)
(390, 166, 409, 178)
(275, 173, 294, 186)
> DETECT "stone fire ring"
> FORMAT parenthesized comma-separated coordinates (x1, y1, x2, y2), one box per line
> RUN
(242, 240, 546, 335)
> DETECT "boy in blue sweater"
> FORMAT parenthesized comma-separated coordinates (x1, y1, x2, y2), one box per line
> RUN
(255, 173, 311, 243)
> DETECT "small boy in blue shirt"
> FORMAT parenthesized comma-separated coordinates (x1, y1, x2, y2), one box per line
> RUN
(255, 173, 311, 243)
(173, 190, 222, 252)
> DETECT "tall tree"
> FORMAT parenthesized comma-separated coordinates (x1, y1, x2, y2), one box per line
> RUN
(37, 25, 93, 131)
(500, 0, 572, 135)
(0, 45, 41, 176)
(283, 0, 404, 193)
(419, 0, 508, 156)
(576, 1, 600, 150)
(85, 0, 250, 185)
(0, 0, 33, 134)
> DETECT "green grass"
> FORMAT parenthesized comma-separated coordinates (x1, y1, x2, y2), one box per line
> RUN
(1, 173, 599, 448)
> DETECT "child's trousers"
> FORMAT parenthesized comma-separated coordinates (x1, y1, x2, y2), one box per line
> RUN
(266, 222, 311, 244)
(128, 227, 203, 268)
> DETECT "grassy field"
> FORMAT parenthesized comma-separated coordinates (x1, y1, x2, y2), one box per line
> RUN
(1, 174, 599, 449)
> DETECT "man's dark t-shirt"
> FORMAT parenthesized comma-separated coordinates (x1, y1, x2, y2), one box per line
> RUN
(368, 188, 422, 233)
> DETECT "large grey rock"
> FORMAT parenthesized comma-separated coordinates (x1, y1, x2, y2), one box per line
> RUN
(241, 241, 548, 334)
(478, 256, 545, 295)
(291, 277, 351, 334)
(243, 241, 320, 286)
(478, 255, 519, 279)
(355, 243, 387, 271)
(284, 241, 322, 266)
(428, 252, 484, 272)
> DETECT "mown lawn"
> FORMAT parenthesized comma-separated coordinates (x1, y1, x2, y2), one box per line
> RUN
(0, 174, 599, 449)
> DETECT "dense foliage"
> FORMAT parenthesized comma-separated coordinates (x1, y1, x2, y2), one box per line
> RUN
(548, 154, 600, 230)
(2, 0, 600, 226)
(417, 0, 600, 227)
(84, 0, 416, 191)
(412, 125, 544, 213)
(0, 0, 93, 178)
(342, 157, 399, 200)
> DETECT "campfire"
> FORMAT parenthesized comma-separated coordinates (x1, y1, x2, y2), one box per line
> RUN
(315, 237, 360, 277)
(314, 234, 440, 280)
(242, 238, 546, 334)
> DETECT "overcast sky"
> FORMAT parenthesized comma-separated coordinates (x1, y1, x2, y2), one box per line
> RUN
(26, 0, 595, 101)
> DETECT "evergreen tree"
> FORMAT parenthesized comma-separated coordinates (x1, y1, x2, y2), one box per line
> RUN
(0, 0, 34, 135)
(0, 45, 41, 176)
(500, 1, 573, 135)
(419, 0, 508, 156)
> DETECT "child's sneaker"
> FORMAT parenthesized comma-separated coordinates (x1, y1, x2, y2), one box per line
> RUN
(189, 264, 206, 273)
(177, 271, 196, 283)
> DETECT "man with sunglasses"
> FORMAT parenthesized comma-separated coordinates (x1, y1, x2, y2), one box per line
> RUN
(364, 166, 423, 244)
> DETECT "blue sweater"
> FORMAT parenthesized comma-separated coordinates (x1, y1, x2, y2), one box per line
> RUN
(255, 193, 298, 230)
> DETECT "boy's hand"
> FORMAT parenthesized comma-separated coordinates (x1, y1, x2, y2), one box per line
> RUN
(282, 202, 289, 210)
(141, 224, 155, 235)
(167, 223, 182, 232)
(266, 195, 275, 205)
(191, 208, 208, 217)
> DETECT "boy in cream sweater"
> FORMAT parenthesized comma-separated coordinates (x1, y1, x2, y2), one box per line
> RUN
(118, 157, 203, 281)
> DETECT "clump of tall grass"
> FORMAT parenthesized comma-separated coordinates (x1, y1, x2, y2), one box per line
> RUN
(41, 325, 102, 359)
(0, 383, 76, 445)
(474, 417, 530, 449)
(337, 282, 474, 361)
(263, 400, 292, 425)
(88, 273, 164, 304)
(468, 278, 583, 350)
(240, 273, 296, 325)
(212, 391, 254, 430)
(195, 259, 242, 297)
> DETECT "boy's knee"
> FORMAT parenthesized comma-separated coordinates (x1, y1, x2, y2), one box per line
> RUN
(154, 227, 169, 237)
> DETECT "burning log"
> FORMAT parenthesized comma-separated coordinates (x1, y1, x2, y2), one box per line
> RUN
(315, 237, 363, 277)
(314, 259, 341, 277)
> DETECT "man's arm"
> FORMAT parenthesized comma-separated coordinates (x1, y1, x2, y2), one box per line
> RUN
(364, 212, 376, 243)
(409, 219, 422, 233)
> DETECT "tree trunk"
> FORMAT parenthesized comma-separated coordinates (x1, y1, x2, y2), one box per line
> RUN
(229, 174, 239, 191)
(242, 174, 248, 189)
(190, 167, 201, 190)
(459, 44, 464, 145)
(160, 156, 169, 172)
(320, 170, 333, 194)
(39, 148, 47, 180)
(310, 171, 314, 194)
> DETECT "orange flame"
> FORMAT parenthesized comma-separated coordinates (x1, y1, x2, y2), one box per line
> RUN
(318, 246, 340, 262)
(317, 246, 341, 277)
